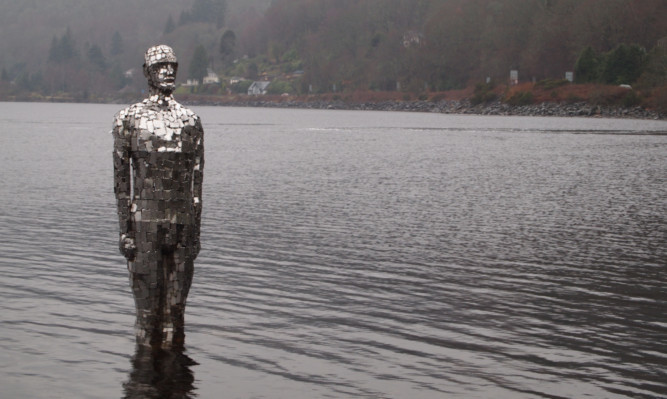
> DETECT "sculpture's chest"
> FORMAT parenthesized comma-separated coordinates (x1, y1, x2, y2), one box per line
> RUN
(129, 109, 196, 153)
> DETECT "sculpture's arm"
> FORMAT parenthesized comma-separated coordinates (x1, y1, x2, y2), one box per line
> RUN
(192, 117, 205, 256)
(112, 112, 135, 259)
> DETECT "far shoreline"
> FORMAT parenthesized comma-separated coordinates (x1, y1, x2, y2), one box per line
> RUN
(2, 82, 665, 120)
(173, 82, 665, 120)
(2, 95, 664, 121)
(176, 95, 665, 120)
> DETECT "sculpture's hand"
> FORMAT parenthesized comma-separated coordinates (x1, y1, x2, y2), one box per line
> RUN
(119, 234, 137, 261)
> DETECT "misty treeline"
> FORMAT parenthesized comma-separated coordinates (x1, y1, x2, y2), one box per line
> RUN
(254, 0, 665, 93)
(0, 0, 268, 99)
(0, 0, 665, 101)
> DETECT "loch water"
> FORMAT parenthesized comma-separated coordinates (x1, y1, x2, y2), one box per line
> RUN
(0, 102, 666, 398)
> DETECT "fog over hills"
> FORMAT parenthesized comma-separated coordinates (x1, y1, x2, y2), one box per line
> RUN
(0, 0, 269, 73)
(1, 0, 665, 109)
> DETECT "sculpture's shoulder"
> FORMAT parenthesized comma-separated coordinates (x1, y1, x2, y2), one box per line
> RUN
(172, 101, 199, 120)
(112, 101, 147, 137)
(171, 101, 201, 127)
(123, 101, 150, 120)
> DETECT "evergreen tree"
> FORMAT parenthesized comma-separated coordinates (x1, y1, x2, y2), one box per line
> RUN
(602, 44, 647, 85)
(637, 45, 667, 89)
(110, 31, 124, 56)
(164, 15, 176, 35)
(1, 67, 8, 82)
(48, 35, 61, 62)
(59, 27, 78, 60)
(87, 44, 108, 71)
(219, 30, 236, 64)
(189, 45, 209, 84)
(574, 46, 601, 83)
(49, 27, 78, 63)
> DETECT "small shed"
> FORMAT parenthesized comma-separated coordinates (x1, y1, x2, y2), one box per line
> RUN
(248, 81, 271, 95)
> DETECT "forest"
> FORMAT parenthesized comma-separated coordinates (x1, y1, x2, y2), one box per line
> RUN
(0, 0, 665, 110)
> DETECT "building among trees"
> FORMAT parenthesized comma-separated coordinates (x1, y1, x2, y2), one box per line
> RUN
(247, 81, 270, 95)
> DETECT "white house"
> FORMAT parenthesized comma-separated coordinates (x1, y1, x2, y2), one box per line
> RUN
(203, 69, 220, 85)
(402, 31, 424, 48)
(248, 81, 271, 95)
(229, 76, 244, 85)
(182, 79, 198, 87)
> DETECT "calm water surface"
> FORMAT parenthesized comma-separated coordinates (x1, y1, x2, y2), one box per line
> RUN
(0, 102, 666, 398)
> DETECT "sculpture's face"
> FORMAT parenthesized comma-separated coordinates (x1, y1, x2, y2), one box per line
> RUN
(147, 62, 178, 93)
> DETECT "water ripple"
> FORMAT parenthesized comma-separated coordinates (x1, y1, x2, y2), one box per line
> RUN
(1, 104, 666, 398)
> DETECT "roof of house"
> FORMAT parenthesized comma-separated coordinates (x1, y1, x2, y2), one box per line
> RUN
(249, 81, 271, 89)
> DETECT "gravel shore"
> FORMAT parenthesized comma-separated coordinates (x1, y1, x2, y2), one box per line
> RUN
(184, 97, 664, 120)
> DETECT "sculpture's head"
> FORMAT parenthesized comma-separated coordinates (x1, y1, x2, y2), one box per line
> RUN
(143, 45, 178, 94)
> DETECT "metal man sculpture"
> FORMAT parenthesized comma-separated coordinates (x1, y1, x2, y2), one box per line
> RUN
(113, 45, 204, 347)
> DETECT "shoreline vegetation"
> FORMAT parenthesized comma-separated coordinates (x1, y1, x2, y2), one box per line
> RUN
(3, 1, 665, 123)
(2, 82, 665, 120)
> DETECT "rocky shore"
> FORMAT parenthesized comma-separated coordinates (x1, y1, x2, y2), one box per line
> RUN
(184, 97, 665, 120)
(3, 91, 662, 120)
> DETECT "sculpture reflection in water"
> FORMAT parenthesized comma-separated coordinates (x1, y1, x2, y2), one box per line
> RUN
(123, 344, 197, 399)
(113, 45, 204, 348)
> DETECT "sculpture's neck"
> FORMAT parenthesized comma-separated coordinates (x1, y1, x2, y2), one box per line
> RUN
(147, 88, 174, 107)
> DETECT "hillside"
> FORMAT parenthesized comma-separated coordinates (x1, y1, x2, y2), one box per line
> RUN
(0, 0, 665, 114)
(0, 0, 268, 80)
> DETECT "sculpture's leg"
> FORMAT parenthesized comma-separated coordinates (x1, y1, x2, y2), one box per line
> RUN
(164, 246, 194, 347)
(128, 221, 169, 346)
(129, 223, 195, 348)
(128, 250, 162, 346)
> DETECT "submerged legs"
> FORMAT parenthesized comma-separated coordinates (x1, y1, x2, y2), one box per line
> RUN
(128, 224, 194, 347)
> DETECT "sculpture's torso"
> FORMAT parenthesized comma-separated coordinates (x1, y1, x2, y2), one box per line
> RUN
(115, 97, 203, 225)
